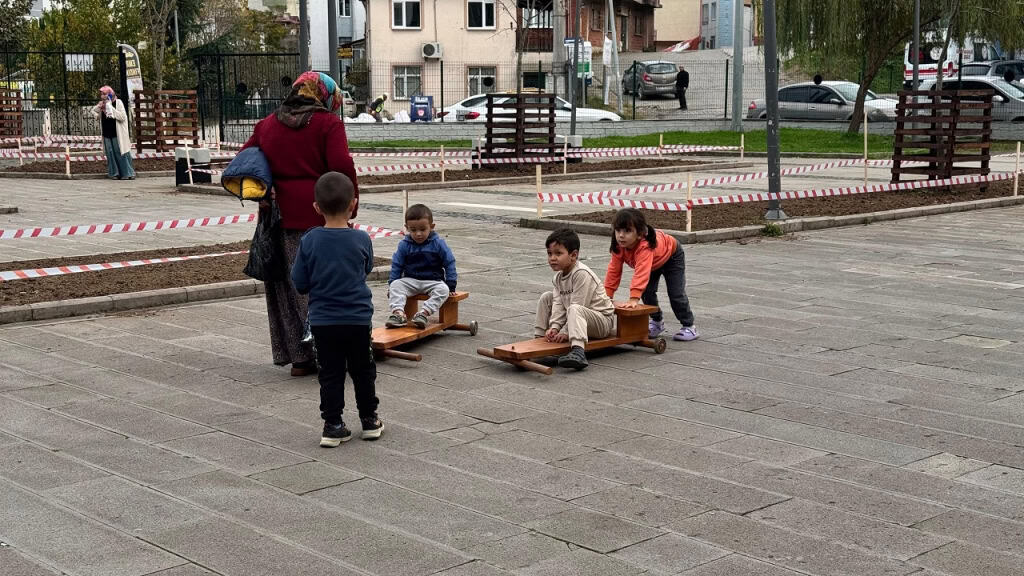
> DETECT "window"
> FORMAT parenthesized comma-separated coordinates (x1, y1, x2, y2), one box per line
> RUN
(634, 13, 644, 36)
(590, 6, 601, 31)
(711, 2, 717, 20)
(468, 66, 496, 94)
(809, 87, 837, 104)
(340, 0, 351, 17)
(392, 0, 421, 28)
(393, 66, 422, 99)
(468, 0, 495, 29)
(779, 87, 810, 102)
(701, 3, 708, 25)
(709, 36, 715, 49)
(522, 71, 546, 89)
(522, 7, 552, 28)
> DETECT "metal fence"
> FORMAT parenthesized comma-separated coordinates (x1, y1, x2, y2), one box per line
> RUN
(193, 52, 301, 141)
(1, 44, 124, 136)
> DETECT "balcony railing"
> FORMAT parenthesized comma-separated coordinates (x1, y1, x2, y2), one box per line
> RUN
(517, 28, 554, 52)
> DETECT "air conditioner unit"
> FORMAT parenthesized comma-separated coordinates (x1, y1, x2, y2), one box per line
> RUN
(421, 42, 443, 59)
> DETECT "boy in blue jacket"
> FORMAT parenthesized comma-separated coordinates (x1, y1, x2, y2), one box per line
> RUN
(291, 172, 382, 447)
(386, 204, 458, 329)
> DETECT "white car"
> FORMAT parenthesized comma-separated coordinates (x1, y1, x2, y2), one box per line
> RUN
(438, 93, 621, 122)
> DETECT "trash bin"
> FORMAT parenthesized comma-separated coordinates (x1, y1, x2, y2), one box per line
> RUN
(410, 96, 434, 123)
(175, 147, 212, 186)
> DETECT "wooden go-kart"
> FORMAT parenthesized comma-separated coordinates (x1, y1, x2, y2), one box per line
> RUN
(372, 292, 477, 361)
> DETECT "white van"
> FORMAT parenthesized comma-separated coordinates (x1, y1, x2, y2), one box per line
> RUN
(903, 34, 1004, 87)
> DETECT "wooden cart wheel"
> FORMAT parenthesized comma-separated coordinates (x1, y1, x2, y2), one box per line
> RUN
(654, 337, 667, 354)
(469, 321, 479, 336)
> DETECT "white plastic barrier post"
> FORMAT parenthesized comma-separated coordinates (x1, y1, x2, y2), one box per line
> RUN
(440, 144, 446, 183)
(536, 165, 543, 217)
(16, 138, 23, 166)
(563, 139, 568, 175)
(740, 133, 745, 159)
(863, 114, 869, 188)
(658, 133, 663, 160)
(185, 145, 194, 185)
(65, 143, 71, 178)
(403, 189, 409, 222)
(1015, 142, 1021, 197)
(686, 172, 693, 233)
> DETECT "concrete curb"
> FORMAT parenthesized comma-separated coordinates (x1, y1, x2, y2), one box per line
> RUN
(0, 265, 390, 325)
(520, 195, 1024, 244)
(0, 171, 175, 180)
(0, 206, 18, 214)
(176, 160, 757, 196)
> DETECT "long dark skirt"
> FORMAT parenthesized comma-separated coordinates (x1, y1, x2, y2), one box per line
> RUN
(266, 228, 315, 366)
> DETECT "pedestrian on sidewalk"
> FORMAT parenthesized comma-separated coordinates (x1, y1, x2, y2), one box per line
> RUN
(241, 71, 360, 377)
(675, 66, 689, 110)
(91, 86, 135, 180)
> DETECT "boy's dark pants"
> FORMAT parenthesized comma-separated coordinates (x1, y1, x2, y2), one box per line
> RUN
(641, 245, 695, 327)
(311, 324, 379, 423)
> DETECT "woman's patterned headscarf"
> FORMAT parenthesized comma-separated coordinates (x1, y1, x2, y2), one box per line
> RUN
(276, 71, 341, 128)
(99, 85, 116, 101)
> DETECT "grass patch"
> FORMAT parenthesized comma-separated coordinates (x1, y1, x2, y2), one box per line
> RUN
(349, 138, 472, 149)
(584, 128, 896, 155)
(760, 222, 784, 237)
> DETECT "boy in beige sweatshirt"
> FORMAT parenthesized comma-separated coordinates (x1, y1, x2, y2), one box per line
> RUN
(535, 229, 616, 370)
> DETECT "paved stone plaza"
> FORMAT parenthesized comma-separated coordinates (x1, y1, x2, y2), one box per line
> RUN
(2, 167, 1024, 575)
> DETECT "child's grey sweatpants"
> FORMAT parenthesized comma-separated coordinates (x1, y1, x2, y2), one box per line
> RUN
(388, 278, 450, 316)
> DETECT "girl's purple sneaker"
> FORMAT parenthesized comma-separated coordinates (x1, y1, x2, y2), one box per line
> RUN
(674, 327, 699, 341)
(648, 319, 665, 339)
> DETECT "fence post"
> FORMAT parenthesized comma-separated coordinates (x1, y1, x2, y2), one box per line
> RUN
(64, 143, 70, 178)
(740, 133, 745, 159)
(632, 60, 637, 120)
(440, 144, 446, 182)
(686, 172, 693, 232)
(724, 60, 730, 119)
(216, 54, 225, 144)
(60, 44, 71, 135)
(658, 133, 663, 159)
(563, 138, 568, 174)
(440, 59, 445, 123)
(196, 56, 206, 141)
(863, 111, 868, 188)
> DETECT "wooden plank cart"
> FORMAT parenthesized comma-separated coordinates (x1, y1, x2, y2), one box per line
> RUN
(371, 292, 478, 361)
(477, 303, 667, 375)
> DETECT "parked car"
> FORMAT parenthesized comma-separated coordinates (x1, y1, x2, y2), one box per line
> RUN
(621, 61, 680, 99)
(437, 93, 621, 122)
(957, 60, 1024, 81)
(746, 81, 897, 121)
(917, 77, 1024, 122)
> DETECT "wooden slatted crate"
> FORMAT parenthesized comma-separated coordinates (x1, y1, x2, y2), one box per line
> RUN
(482, 93, 558, 161)
(0, 90, 23, 139)
(134, 90, 200, 152)
(891, 89, 992, 183)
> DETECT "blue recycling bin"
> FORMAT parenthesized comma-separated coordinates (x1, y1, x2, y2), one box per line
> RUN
(410, 96, 433, 122)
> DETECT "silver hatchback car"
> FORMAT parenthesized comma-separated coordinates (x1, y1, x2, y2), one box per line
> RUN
(917, 77, 1024, 122)
(622, 61, 680, 99)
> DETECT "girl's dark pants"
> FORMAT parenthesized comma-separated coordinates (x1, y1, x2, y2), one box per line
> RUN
(641, 244, 695, 328)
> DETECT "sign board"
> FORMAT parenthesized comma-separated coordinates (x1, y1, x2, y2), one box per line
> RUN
(337, 47, 353, 58)
(118, 44, 144, 105)
(563, 39, 593, 79)
(64, 54, 93, 72)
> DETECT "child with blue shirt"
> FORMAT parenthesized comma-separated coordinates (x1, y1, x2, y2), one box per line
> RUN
(385, 204, 458, 329)
(291, 171, 383, 447)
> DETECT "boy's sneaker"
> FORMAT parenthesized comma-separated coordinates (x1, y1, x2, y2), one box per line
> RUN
(674, 326, 700, 342)
(385, 311, 407, 328)
(320, 421, 352, 447)
(648, 319, 665, 338)
(411, 312, 430, 329)
(557, 346, 589, 370)
(360, 415, 384, 440)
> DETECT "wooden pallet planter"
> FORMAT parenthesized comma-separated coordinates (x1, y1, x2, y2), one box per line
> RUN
(482, 92, 558, 162)
(891, 89, 992, 183)
(134, 90, 200, 152)
(0, 90, 23, 139)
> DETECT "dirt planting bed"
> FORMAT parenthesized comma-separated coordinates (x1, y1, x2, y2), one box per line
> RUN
(358, 158, 702, 185)
(558, 179, 1016, 232)
(2, 157, 175, 174)
(1, 241, 390, 307)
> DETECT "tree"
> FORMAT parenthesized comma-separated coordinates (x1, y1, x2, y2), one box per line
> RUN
(140, 0, 177, 90)
(0, 0, 33, 48)
(932, 0, 1024, 89)
(497, 0, 554, 96)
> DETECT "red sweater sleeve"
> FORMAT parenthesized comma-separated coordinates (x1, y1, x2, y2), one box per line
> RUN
(324, 117, 359, 219)
(604, 252, 624, 298)
(240, 120, 261, 151)
(627, 243, 655, 299)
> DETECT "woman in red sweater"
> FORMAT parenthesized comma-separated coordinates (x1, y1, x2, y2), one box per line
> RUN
(242, 72, 360, 376)
(604, 208, 699, 342)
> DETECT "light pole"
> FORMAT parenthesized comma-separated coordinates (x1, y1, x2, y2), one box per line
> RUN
(912, 0, 920, 90)
(299, 0, 309, 71)
(762, 0, 786, 221)
(327, 0, 340, 87)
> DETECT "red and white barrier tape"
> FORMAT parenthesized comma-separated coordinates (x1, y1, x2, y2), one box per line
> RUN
(350, 150, 474, 158)
(538, 193, 690, 211)
(0, 251, 247, 282)
(689, 172, 1015, 207)
(0, 214, 257, 240)
(353, 223, 405, 238)
(0, 135, 102, 144)
(188, 167, 223, 175)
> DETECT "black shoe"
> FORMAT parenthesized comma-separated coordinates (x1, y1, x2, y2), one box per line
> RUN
(320, 421, 352, 447)
(291, 360, 318, 377)
(360, 415, 384, 440)
(557, 346, 589, 370)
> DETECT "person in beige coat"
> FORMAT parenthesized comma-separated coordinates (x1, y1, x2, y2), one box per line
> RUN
(91, 85, 135, 180)
(535, 229, 616, 370)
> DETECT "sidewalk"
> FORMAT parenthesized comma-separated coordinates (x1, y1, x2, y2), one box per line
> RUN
(1, 196, 1024, 574)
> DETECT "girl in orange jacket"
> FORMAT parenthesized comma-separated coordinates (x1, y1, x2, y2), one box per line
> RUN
(604, 208, 698, 341)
